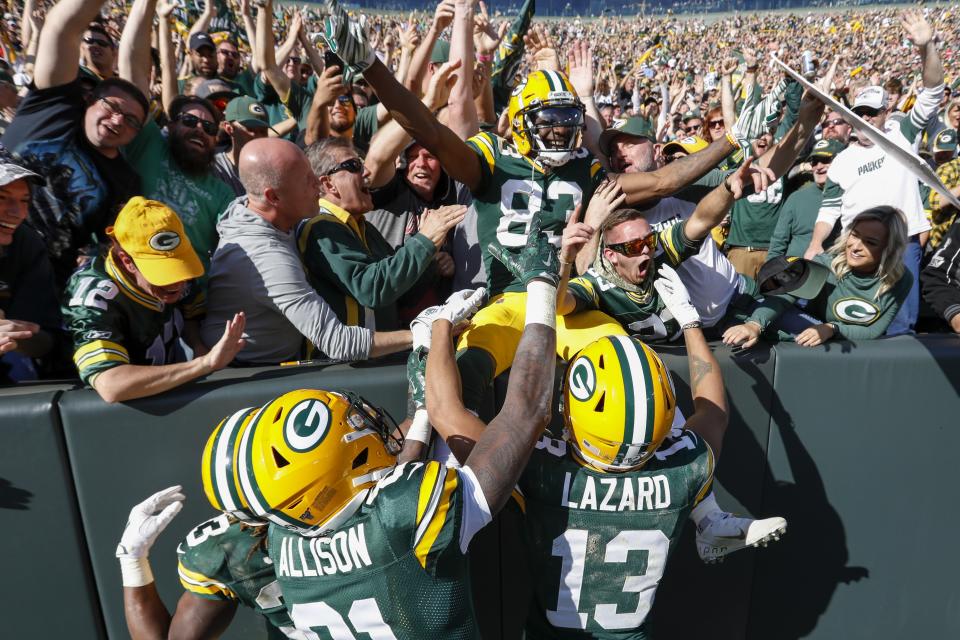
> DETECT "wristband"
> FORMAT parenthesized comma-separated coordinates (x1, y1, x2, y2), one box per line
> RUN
(525, 280, 558, 329)
(681, 321, 703, 330)
(119, 556, 154, 588)
(405, 409, 432, 444)
(724, 130, 738, 147)
(476, 52, 494, 63)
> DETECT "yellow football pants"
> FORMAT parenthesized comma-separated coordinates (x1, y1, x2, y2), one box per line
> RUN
(456, 291, 628, 377)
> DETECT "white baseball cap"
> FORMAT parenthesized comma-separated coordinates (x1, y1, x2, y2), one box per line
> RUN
(853, 86, 887, 111)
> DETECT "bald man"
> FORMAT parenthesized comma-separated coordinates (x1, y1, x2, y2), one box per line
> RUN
(201, 138, 413, 364)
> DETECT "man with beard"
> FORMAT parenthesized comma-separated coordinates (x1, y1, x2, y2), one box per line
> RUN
(216, 36, 255, 97)
(768, 139, 846, 259)
(2, 0, 145, 288)
(821, 109, 852, 145)
(179, 32, 219, 89)
(62, 197, 245, 403)
(80, 21, 116, 80)
(122, 95, 234, 272)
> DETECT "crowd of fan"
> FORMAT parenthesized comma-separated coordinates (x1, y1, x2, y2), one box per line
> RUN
(1, 0, 959, 402)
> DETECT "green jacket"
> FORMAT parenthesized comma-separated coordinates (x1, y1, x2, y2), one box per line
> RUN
(297, 199, 436, 331)
(767, 181, 823, 259)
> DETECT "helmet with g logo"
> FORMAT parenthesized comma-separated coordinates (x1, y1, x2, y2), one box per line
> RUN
(201, 406, 262, 523)
(562, 335, 676, 471)
(508, 70, 585, 167)
(234, 389, 402, 535)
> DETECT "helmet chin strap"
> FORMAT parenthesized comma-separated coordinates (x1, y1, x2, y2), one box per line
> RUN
(302, 489, 370, 537)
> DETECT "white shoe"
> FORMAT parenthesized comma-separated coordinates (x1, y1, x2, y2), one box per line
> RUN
(696, 513, 787, 564)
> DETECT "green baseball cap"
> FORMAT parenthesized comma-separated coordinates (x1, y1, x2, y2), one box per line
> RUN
(430, 39, 450, 64)
(224, 96, 271, 129)
(599, 117, 656, 157)
(933, 128, 958, 153)
(807, 138, 846, 161)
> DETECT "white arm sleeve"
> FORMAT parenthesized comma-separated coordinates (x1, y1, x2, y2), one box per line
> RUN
(456, 465, 493, 553)
(253, 247, 373, 361)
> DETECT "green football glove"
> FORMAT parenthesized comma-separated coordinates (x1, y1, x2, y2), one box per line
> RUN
(488, 215, 560, 287)
(406, 347, 427, 410)
(323, 0, 376, 83)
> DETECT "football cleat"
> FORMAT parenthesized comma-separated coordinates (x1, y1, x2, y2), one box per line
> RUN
(696, 513, 787, 564)
(562, 336, 676, 472)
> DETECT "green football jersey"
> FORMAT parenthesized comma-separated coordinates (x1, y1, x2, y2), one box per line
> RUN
(567, 221, 703, 342)
(520, 430, 714, 640)
(177, 515, 298, 639)
(466, 132, 606, 295)
(61, 254, 198, 384)
(268, 461, 490, 640)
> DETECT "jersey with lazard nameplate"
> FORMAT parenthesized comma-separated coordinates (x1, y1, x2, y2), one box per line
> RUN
(268, 461, 485, 640)
(519, 429, 714, 640)
(567, 220, 703, 342)
(177, 515, 300, 639)
(466, 132, 606, 295)
(61, 254, 192, 384)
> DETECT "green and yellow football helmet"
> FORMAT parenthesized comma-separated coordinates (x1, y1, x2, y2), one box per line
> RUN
(235, 389, 402, 535)
(508, 69, 585, 167)
(562, 335, 676, 472)
(202, 405, 263, 523)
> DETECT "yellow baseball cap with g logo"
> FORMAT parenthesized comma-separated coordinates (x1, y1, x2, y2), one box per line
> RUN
(107, 197, 204, 286)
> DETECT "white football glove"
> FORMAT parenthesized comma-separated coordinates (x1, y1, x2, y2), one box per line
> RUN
(116, 485, 185, 560)
(410, 288, 487, 351)
(653, 264, 701, 328)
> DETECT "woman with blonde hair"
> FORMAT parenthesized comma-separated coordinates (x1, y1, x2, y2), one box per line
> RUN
(722, 206, 913, 347)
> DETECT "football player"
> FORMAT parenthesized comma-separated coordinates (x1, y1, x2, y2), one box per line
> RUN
(116, 407, 307, 639)
(317, 0, 777, 415)
(425, 267, 784, 637)
(205, 223, 561, 638)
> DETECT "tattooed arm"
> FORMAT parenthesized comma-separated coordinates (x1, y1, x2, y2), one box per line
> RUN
(680, 326, 728, 460)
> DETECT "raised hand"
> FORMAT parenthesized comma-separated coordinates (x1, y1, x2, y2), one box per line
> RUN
(653, 264, 700, 328)
(323, 0, 376, 77)
(559, 205, 591, 266)
(900, 9, 933, 48)
(116, 486, 185, 559)
(567, 40, 594, 98)
(583, 179, 626, 230)
(488, 216, 561, 287)
(724, 157, 776, 200)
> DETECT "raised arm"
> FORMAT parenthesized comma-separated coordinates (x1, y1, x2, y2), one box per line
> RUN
(754, 89, 824, 177)
(465, 221, 559, 513)
(366, 59, 460, 189)
(274, 12, 302, 71)
(614, 134, 738, 205)
(239, 0, 258, 71)
(118, 0, 158, 98)
(425, 319, 487, 464)
(684, 158, 772, 241)
(187, 0, 215, 42)
(157, 1, 179, 116)
(255, 0, 291, 102)
(33, 0, 106, 89)
(901, 10, 943, 90)
(446, 0, 479, 140)
(567, 41, 604, 163)
(405, 0, 454, 94)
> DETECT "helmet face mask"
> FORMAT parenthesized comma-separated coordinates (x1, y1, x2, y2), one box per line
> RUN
(509, 71, 585, 167)
(216, 389, 401, 536)
(561, 336, 677, 472)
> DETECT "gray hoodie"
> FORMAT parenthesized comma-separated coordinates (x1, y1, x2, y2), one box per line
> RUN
(201, 198, 372, 363)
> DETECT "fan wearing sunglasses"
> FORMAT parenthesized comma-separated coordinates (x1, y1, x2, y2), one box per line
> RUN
(81, 23, 116, 80)
(804, 9, 944, 337)
(555, 160, 768, 347)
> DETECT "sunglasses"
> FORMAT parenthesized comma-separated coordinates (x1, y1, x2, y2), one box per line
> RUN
(810, 157, 833, 166)
(286, 56, 302, 65)
(683, 123, 702, 132)
(336, 94, 354, 105)
(83, 35, 113, 48)
(823, 118, 846, 128)
(606, 233, 657, 257)
(708, 119, 725, 129)
(325, 157, 364, 176)
(98, 97, 143, 130)
(176, 112, 218, 136)
(853, 107, 881, 118)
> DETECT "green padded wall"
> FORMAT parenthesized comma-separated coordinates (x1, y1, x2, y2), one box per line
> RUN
(749, 336, 960, 640)
(0, 384, 105, 638)
(58, 360, 409, 639)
